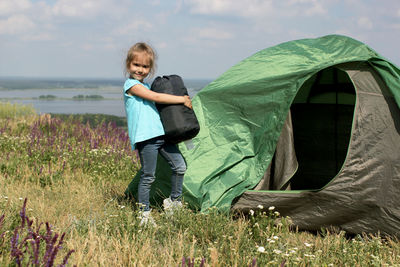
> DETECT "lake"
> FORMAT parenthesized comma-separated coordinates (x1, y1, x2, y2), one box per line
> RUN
(0, 78, 211, 117)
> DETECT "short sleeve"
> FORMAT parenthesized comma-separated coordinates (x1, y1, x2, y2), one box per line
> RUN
(124, 79, 141, 93)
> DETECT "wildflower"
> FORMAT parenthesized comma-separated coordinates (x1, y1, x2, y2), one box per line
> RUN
(249, 209, 255, 216)
(272, 235, 279, 240)
(19, 197, 23, 200)
(273, 249, 282, 254)
(304, 242, 312, 247)
(119, 205, 126, 209)
(257, 205, 264, 209)
(274, 211, 280, 216)
(268, 206, 275, 211)
(304, 254, 315, 258)
(257, 246, 266, 253)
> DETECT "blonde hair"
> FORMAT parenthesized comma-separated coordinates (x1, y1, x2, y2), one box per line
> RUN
(124, 42, 157, 78)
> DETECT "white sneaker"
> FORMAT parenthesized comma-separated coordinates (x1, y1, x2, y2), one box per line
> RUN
(138, 210, 157, 227)
(163, 197, 183, 216)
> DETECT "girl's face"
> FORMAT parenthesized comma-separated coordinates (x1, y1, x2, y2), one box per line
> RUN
(129, 52, 152, 82)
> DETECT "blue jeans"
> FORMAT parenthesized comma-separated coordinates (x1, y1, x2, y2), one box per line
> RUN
(136, 136, 186, 211)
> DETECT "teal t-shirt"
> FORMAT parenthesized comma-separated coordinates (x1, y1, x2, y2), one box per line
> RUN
(124, 78, 165, 150)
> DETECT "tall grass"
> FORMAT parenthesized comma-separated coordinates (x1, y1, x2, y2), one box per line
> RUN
(1, 102, 399, 266)
(0, 101, 36, 119)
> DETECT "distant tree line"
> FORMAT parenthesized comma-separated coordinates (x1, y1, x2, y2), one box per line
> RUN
(37, 94, 105, 100)
(38, 95, 57, 99)
(72, 95, 104, 100)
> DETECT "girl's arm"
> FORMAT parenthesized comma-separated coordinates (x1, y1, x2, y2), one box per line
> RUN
(127, 84, 192, 109)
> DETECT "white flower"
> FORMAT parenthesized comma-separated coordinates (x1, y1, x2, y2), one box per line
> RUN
(257, 246, 266, 253)
(257, 205, 264, 209)
(272, 235, 279, 240)
(274, 211, 280, 216)
(273, 249, 282, 254)
(304, 254, 315, 258)
(268, 206, 275, 211)
(304, 242, 313, 247)
(19, 197, 23, 200)
(249, 209, 255, 216)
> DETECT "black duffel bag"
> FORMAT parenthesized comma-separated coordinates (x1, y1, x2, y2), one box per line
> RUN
(151, 75, 200, 144)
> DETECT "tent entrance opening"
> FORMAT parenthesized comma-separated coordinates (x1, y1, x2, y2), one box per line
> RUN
(289, 67, 356, 190)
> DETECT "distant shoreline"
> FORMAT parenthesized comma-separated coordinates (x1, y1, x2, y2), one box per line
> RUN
(0, 77, 213, 90)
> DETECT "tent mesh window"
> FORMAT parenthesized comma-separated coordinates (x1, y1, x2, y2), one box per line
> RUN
(289, 67, 356, 190)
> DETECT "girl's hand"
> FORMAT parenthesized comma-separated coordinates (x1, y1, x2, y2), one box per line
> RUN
(183, 95, 192, 109)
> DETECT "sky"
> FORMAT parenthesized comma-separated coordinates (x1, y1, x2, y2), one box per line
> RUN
(1, 0, 400, 80)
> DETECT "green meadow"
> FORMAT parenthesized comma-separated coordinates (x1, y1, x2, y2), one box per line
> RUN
(0, 102, 399, 266)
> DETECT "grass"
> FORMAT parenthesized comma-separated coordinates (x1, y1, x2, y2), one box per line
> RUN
(1, 102, 400, 266)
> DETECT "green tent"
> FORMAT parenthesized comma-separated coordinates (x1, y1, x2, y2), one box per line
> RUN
(127, 35, 400, 236)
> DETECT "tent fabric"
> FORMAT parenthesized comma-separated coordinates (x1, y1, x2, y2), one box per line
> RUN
(148, 35, 400, 235)
(253, 111, 297, 191)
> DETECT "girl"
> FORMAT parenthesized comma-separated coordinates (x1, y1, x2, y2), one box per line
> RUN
(123, 42, 191, 225)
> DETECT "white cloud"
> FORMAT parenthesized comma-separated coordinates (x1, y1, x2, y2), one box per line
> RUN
(51, 0, 107, 18)
(196, 27, 234, 40)
(113, 20, 153, 36)
(357, 17, 373, 30)
(181, 26, 234, 49)
(185, 0, 328, 18)
(0, 14, 35, 34)
(156, 42, 168, 49)
(185, 0, 274, 17)
(304, 2, 326, 16)
(0, 0, 32, 15)
(280, 0, 327, 17)
(21, 32, 54, 41)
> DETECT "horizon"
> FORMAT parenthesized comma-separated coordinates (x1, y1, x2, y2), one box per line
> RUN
(0, 76, 214, 81)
